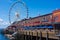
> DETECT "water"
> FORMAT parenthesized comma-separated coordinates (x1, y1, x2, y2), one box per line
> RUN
(0, 29, 9, 40)
(0, 34, 9, 40)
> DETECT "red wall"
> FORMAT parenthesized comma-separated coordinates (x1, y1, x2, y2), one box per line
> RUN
(53, 9, 60, 23)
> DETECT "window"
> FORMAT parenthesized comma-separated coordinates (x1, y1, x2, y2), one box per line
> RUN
(42, 17, 45, 21)
(42, 17, 48, 22)
(54, 16, 58, 21)
(50, 15, 52, 18)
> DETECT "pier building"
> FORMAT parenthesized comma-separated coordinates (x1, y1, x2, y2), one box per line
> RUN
(6, 9, 60, 31)
(4, 9, 60, 40)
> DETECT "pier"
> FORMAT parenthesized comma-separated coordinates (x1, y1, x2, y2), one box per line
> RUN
(13, 29, 58, 40)
(4, 9, 60, 40)
(0, 0, 60, 40)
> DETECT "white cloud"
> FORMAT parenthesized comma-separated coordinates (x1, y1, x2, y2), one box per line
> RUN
(0, 18, 10, 26)
(0, 18, 3, 22)
(0, 21, 10, 26)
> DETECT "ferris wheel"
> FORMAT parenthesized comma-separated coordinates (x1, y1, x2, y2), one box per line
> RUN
(9, 0, 29, 24)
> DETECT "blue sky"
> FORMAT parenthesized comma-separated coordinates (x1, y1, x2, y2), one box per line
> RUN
(0, 0, 60, 28)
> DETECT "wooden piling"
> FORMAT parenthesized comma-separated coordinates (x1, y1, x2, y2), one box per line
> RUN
(39, 31, 42, 40)
(36, 32, 38, 40)
(31, 32, 33, 40)
(29, 31, 30, 40)
(46, 31, 49, 40)
(25, 31, 27, 40)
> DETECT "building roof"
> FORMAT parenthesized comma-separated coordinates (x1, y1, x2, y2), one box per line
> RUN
(53, 9, 60, 13)
(10, 13, 52, 26)
(19, 13, 52, 21)
(30, 13, 52, 19)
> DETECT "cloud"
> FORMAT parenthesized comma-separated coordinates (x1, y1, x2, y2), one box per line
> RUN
(0, 18, 3, 22)
(0, 18, 10, 28)
(0, 18, 10, 26)
(0, 21, 10, 26)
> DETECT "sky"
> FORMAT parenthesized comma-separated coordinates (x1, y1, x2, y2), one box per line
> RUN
(0, 0, 60, 28)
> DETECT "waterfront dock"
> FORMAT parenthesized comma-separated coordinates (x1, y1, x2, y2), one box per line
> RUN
(4, 9, 60, 40)
(16, 30, 59, 40)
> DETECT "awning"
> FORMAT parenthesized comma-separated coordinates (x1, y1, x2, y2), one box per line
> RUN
(36, 26, 41, 29)
(36, 26, 53, 29)
(22, 25, 53, 30)
(48, 26, 53, 29)
(23, 26, 36, 30)
(24, 27, 30, 30)
(40, 26, 47, 29)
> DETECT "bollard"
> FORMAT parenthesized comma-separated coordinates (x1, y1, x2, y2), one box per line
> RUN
(46, 31, 49, 40)
(36, 32, 38, 40)
(31, 32, 33, 40)
(39, 31, 42, 40)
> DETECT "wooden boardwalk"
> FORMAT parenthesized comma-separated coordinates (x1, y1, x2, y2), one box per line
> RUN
(18, 30, 59, 40)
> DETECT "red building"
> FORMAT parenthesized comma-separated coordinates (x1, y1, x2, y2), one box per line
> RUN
(53, 9, 60, 23)
(7, 9, 60, 30)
